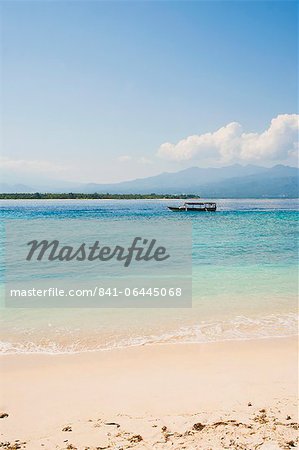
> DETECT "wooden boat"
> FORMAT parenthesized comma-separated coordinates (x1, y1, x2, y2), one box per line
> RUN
(167, 202, 217, 212)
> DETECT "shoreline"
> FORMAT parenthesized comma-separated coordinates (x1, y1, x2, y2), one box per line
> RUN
(0, 336, 297, 449)
(1, 197, 298, 200)
(0, 332, 298, 357)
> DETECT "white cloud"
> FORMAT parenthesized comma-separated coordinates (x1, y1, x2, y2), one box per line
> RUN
(157, 114, 299, 164)
(117, 155, 132, 162)
(117, 155, 152, 165)
(138, 157, 153, 165)
(0, 157, 67, 173)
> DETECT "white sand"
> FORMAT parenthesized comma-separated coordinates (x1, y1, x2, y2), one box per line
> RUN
(0, 337, 298, 449)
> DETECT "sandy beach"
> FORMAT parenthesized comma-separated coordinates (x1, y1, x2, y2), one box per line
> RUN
(0, 336, 297, 449)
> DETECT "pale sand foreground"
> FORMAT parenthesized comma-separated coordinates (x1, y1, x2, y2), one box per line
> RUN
(0, 337, 298, 450)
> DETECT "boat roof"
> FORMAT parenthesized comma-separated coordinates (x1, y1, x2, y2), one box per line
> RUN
(184, 202, 216, 205)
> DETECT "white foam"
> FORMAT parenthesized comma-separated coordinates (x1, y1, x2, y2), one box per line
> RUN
(0, 312, 297, 355)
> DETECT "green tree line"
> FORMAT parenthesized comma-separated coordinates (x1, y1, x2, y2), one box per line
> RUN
(0, 193, 200, 200)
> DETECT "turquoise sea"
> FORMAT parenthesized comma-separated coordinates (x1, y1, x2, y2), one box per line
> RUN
(0, 198, 298, 353)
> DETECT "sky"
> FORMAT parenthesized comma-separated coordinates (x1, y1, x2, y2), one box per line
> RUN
(1, 0, 298, 184)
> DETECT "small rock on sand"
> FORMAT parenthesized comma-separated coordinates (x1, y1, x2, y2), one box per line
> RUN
(104, 422, 120, 428)
(129, 435, 143, 443)
(0, 413, 9, 419)
(193, 423, 205, 431)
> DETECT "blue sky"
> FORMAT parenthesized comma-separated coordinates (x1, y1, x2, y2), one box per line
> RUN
(1, 1, 298, 183)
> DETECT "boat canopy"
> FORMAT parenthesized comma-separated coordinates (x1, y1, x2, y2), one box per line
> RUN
(184, 202, 216, 206)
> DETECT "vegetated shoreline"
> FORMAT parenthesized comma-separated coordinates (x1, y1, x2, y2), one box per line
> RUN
(0, 193, 201, 200)
(0, 193, 297, 199)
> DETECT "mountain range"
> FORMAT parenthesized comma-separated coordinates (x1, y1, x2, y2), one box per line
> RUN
(1, 164, 298, 198)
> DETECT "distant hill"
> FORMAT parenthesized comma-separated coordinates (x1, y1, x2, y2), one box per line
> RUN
(0, 164, 298, 198)
(82, 164, 266, 194)
(199, 174, 298, 198)
(78, 164, 299, 198)
(0, 183, 33, 193)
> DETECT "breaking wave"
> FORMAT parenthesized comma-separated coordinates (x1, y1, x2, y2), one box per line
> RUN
(0, 312, 297, 355)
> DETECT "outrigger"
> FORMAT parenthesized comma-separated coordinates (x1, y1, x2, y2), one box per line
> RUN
(167, 202, 217, 212)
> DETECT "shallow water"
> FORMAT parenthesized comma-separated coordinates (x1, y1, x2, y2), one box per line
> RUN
(0, 198, 298, 353)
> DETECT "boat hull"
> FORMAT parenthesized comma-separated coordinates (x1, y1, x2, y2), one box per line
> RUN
(167, 206, 216, 212)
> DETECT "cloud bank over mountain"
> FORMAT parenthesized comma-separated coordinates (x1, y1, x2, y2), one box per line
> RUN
(157, 114, 298, 165)
(1, 114, 297, 186)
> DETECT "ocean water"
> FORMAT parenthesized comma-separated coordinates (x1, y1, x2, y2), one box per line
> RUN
(0, 198, 298, 353)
